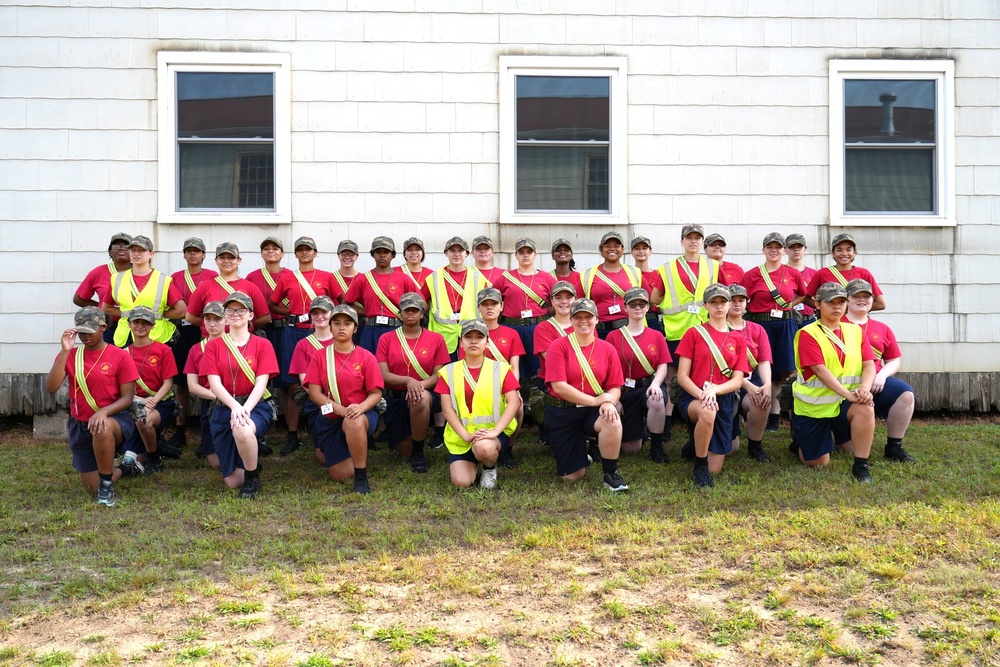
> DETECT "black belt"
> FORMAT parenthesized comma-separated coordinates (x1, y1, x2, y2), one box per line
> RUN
(385, 388, 406, 400)
(622, 376, 653, 392)
(746, 311, 792, 322)
(365, 317, 402, 327)
(264, 319, 288, 329)
(544, 394, 585, 409)
(501, 315, 542, 326)
(595, 318, 628, 332)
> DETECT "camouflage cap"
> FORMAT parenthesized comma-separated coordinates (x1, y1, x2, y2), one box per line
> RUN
(845, 279, 874, 297)
(624, 287, 650, 304)
(831, 232, 857, 250)
(514, 237, 536, 252)
(294, 236, 318, 251)
(460, 318, 489, 337)
(128, 306, 157, 323)
(728, 284, 748, 299)
(681, 224, 705, 239)
(224, 291, 253, 310)
(785, 233, 807, 248)
(182, 237, 206, 252)
(600, 231, 624, 246)
(109, 232, 132, 246)
(476, 287, 503, 305)
(703, 284, 732, 302)
(550, 280, 577, 298)
(401, 237, 424, 251)
(260, 236, 284, 251)
(309, 295, 336, 312)
(551, 238, 573, 253)
(445, 236, 470, 252)
(216, 242, 240, 258)
(630, 236, 652, 250)
(74, 306, 106, 334)
(472, 235, 493, 249)
(399, 292, 427, 312)
(129, 235, 154, 251)
(762, 232, 786, 248)
(202, 301, 226, 318)
(570, 298, 599, 317)
(704, 233, 726, 247)
(370, 236, 395, 253)
(816, 281, 848, 303)
(330, 304, 359, 324)
(337, 239, 359, 254)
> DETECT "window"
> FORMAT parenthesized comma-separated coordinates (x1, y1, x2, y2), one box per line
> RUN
(157, 52, 290, 224)
(829, 60, 955, 227)
(500, 56, 627, 226)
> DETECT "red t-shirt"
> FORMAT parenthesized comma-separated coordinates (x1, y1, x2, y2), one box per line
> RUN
(551, 270, 585, 299)
(491, 270, 556, 318)
(343, 270, 411, 317)
(304, 346, 384, 411)
(376, 328, 450, 390)
(458, 325, 526, 365)
(733, 320, 773, 368)
(183, 339, 211, 389)
(478, 266, 504, 286)
(807, 266, 883, 298)
(393, 265, 431, 292)
(740, 265, 806, 313)
(545, 336, 625, 399)
(76, 263, 117, 308)
(289, 336, 334, 377)
(844, 317, 900, 373)
(605, 326, 673, 380)
(796, 323, 875, 381)
(789, 265, 817, 316)
(62, 344, 139, 421)
(675, 324, 751, 389)
(271, 269, 336, 324)
(719, 261, 745, 287)
(202, 335, 279, 397)
(434, 363, 520, 412)
(533, 318, 573, 382)
(170, 267, 219, 303)
(246, 267, 290, 320)
(102, 272, 184, 310)
(127, 340, 178, 397)
(187, 278, 270, 336)
(584, 266, 639, 322)
(640, 269, 661, 313)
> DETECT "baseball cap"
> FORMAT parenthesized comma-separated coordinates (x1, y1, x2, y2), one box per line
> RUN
(703, 284, 732, 302)
(127, 306, 157, 323)
(202, 301, 225, 318)
(551, 280, 577, 298)
(845, 279, 874, 297)
(630, 236, 652, 250)
(551, 238, 573, 253)
(461, 318, 489, 337)
(370, 236, 395, 253)
(476, 287, 503, 305)
(624, 287, 649, 304)
(129, 235, 154, 251)
(514, 237, 536, 252)
(445, 236, 470, 252)
(224, 292, 253, 310)
(785, 233, 807, 248)
(762, 232, 786, 247)
(600, 231, 624, 246)
(260, 236, 284, 251)
(309, 295, 335, 312)
(337, 239, 359, 254)
(216, 242, 240, 258)
(401, 237, 424, 251)
(74, 306, 106, 334)
(831, 232, 857, 250)
(183, 237, 207, 252)
(399, 292, 427, 312)
(330, 304, 359, 324)
(728, 284, 748, 299)
(472, 235, 493, 249)
(294, 236, 318, 251)
(816, 282, 848, 302)
(109, 232, 132, 247)
(570, 298, 599, 317)
(681, 224, 705, 239)
(704, 233, 726, 247)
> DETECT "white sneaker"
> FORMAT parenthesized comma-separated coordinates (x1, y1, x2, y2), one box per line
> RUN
(480, 466, 497, 489)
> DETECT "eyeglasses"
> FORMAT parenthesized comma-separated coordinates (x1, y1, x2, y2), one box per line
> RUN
(626, 301, 648, 308)
(224, 308, 249, 316)
(110, 242, 128, 249)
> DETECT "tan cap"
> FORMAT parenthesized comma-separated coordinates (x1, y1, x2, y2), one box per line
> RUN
(551, 238, 573, 253)
(224, 291, 253, 310)
(703, 284, 732, 302)
(623, 287, 649, 303)
(129, 235, 154, 251)
(330, 304, 359, 324)
(704, 233, 726, 247)
(630, 236, 652, 250)
(183, 237, 207, 252)
(399, 292, 427, 312)
(294, 236, 318, 251)
(370, 236, 395, 253)
(600, 231, 624, 247)
(570, 298, 598, 317)
(472, 235, 493, 249)
(785, 233, 807, 248)
(762, 232, 786, 247)
(109, 232, 132, 246)
(514, 237, 536, 252)
(681, 224, 705, 239)
(728, 284, 748, 299)
(831, 232, 856, 250)
(476, 287, 502, 305)
(816, 282, 848, 302)
(202, 301, 225, 318)
(260, 236, 284, 251)
(845, 279, 873, 297)
(551, 280, 577, 298)
(337, 239, 359, 254)
(127, 306, 157, 323)
(445, 236, 470, 252)
(309, 295, 335, 312)
(74, 306, 106, 334)
(461, 318, 489, 337)
(216, 242, 240, 258)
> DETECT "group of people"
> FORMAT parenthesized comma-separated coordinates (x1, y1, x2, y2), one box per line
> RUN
(50, 227, 916, 505)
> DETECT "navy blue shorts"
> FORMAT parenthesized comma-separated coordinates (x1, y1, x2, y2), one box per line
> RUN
(666, 339, 681, 367)
(301, 401, 319, 433)
(447, 433, 509, 464)
(198, 398, 214, 454)
(279, 326, 315, 385)
(791, 400, 851, 462)
(123, 399, 177, 454)
(382, 394, 437, 447)
(620, 387, 648, 442)
(873, 376, 913, 420)
(678, 389, 738, 456)
(544, 404, 601, 476)
(508, 323, 538, 380)
(170, 324, 202, 380)
(262, 325, 288, 388)
(758, 318, 797, 374)
(210, 401, 274, 478)
(67, 413, 136, 473)
(646, 312, 665, 335)
(359, 324, 394, 355)
(312, 409, 378, 467)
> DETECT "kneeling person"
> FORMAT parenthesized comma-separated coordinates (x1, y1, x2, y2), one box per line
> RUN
(434, 319, 520, 489)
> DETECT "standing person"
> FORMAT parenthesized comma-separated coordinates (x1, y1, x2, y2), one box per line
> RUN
(472, 235, 503, 285)
(791, 282, 877, 483)
(167, 236, 217, 451)
(286, 296, 338, 444)
(675, 285, 749, 488)
(119, 306, 179, 476)
(726, 284, 773, 462)
(343, 236, 414, 354)
(396, 237, 434, 291)
(376, 293, 451, 473)
(650, 224, 721, 443)
(329, 239, 363, 304)
(704, 233, 745, 286)
(185, 243, 271, 336)
(740, 232, 808, 431)
(491, 237, 555, 385)
(422, 236, 489, 357)
(844, 279, 917, 463)
(784, 233, 817, 328)
(630, 236, 664, 335)
(45, 307, 139, 506)
(807, 233, 886, 312)
(605, 288, 672, 462)
(74, 231, 132, 343)
(183, 301, 226, 468)
(543, 298, 629, 492)
(102, 235, 186, 348)
(305, 305, 384, 494)
(268, 236, 337, 456)
(202, 292, 278, 499)
(246, 236, 291, 364)
(549, 238, 585, 296)
(435, 319, 521, 489)
(581, 231, 643, 339)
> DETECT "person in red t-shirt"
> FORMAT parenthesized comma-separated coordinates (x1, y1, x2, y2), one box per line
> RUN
(581, 231, 643, 338)
(434, 319, 521, 489)
(46, 306, 139, 506)
(630, 236, 665, 336)
(472, 235, 504, 285)
(531, 280, 576, 447)
(703, 232, 745, 287)
(286, 296, 338, 442)
(544, 298, 628, 492)
(726, 284, 773, 463)
(676, 284, 750, 488)
(806, 233, 886, 312)
(784, 233, 817, 328)
(183, 301, 226, 469)
(246, 236, 291, 373)
(74, 231, 133, 344)
(203, 292, 278, 498)
(185, 242, 272, 336)
(396, 237, 434, 291)
(344, 236, 414, 354)
(306, 305, 385, 494)
(549, 238, 585, 297)
(605, 288, 672, 461)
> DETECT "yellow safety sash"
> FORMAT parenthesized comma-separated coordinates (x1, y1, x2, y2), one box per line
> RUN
(621, 327, 655, 376)
(292, 269, 318, 301)
(261, 270, 290, 307)
(442, 268, 468, 295)
(73, 348, 101, 413)
(183, 269, 197, 294)
(214, 276, 236, 295)
(547, 318, 569, 338)
(828, 266, 849, 286)
(583, 265, 641, 299)
(568, 334, 604, 395)
(818, 324, 848, 355)
(332, 271, 364, 310)
(501, 270, 547, 307)
(222, 334, 271, 400)
(396, 328, 431, 380)
(363, 271, 400, 317)
(758, 265, 791, 309)
(484, 332, 507, 364)
(323, 345, 343, 405)
(107, 261, 119, 280)
(693, 325, 732, 379)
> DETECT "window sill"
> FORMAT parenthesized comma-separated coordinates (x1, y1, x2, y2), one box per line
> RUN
(157, 212, 291, 225)
(831, 214, 955, 228)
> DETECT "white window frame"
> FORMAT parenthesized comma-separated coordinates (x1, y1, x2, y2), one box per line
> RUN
(499, 56, 628, 226)
(157, 51, 291, 225)
(829, 59, 955, 228)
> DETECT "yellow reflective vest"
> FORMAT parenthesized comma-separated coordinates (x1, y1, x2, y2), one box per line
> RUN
(110, 269, 177, 347)
(656, 257, 719, 341)
(439, 359, 518, 456)
(427, 267, 487, 353)
(792, 321, 864, 419)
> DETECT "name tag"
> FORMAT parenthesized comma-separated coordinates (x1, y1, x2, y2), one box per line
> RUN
(180, 319, 191, 326)
(770, 309, 784, 319)
(298, 313, 310, 323)
(687, 304, 701, 314)
(450, 312, 461, 323)
(625, 378, 636, 389)
(521, 309, 533, 319)
(376, 315, 389, 325)
(320, 403, 335, 415)
(608, 304, 621, 315)
(793, 303, 805, 312)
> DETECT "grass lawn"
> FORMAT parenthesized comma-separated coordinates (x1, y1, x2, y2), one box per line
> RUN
(0, 417, 998, 666)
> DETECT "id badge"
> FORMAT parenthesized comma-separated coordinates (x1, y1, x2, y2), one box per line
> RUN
(450, 312, 461, 323)
(180, 319, 191, 326)
(521, 309, 533, 319)
(770, 309, 783, 319)
(687, 304, 701, 314)
(298, 313, 310, 323)
(376, 315, 389, 325)
(793, 303, 805, 312)
(608, 304, 621, 315)
(625, 378, 636, 389)
(320, 403, 335, 415)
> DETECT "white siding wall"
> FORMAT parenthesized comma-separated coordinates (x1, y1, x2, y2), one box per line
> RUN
(1, 2, 998, 374)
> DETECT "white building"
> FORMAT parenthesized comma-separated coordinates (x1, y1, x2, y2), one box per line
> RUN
(2, 1, 998, 420)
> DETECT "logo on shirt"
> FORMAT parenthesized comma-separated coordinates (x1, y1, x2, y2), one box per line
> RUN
(353, 362, 363, 374)
(870, 333, 881, 343)
(244, 357, 255, 367)
(726, 344, 737, 354)
(647, 344, 657, 354)
(148, 356, 159, 366)
(388, 284, 399, 294)
(99, 362, 112, 374)
(419, 348, 429, 358)
(499, 337, 508, 346)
